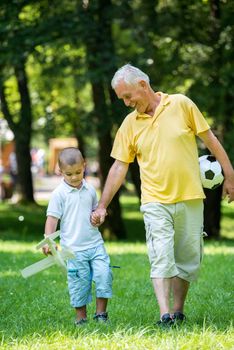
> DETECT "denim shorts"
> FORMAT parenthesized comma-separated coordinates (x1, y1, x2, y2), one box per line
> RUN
(140, 199, 205, 282)
(67, 244, 113, 308)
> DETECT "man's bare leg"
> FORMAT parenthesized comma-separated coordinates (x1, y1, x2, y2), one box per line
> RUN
(152, 278, 172, 317)
(172, 276, 189, 313)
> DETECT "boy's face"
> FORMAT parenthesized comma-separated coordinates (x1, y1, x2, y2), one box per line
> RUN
(60, 162, 85, 188)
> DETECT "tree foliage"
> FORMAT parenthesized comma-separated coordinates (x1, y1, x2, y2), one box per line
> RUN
(0, 0, 233, 237)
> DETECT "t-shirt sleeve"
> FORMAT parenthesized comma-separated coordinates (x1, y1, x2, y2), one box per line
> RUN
(184, 96, 210, 135)
(110, 122, 136, 163)
(46, 190, 63, 219)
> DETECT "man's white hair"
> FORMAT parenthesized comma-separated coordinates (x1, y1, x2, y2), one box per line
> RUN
(111, 64, 150, 89)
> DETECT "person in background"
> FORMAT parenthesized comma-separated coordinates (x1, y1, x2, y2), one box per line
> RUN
(43, 147, 112, 326)
(91, 64, 234, 328)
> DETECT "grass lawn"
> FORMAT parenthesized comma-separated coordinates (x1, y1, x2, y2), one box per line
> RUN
(0, 196, 233, 349)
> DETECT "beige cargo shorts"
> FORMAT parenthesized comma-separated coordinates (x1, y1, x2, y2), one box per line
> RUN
(140, 199, 206, 282)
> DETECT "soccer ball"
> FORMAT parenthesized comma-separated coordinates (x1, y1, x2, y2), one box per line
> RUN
(199, 155, 224, 190)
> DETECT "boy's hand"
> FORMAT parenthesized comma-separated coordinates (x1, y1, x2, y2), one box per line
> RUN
(42, 244, 52, 255)
(42, 243, 58, 256)
(91, 208, 107, 226)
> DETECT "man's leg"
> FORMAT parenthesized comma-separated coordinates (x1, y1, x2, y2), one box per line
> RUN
(172, 276, 189, 313)
(152, 277, 172, 316)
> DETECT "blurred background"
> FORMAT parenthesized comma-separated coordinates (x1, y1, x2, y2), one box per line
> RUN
(0, 0, 233, 240)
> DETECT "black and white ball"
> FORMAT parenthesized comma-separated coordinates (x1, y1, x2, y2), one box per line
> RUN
(199, 155, 224, 190)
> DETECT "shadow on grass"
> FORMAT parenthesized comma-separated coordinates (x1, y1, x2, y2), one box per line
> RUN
(0, 244, 233, 344)
(0, 202, 46, 241)
(0, 199, 233, 243)
(0, 201, 147, 242)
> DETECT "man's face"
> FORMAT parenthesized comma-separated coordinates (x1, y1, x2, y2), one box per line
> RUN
(60, 162, 85, 188)
(115, 80, 149, 114)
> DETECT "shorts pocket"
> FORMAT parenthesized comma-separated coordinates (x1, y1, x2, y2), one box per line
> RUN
(68, 269, 79, 278)
(145, 222, 151, 242)
(145, 223, 157, 260)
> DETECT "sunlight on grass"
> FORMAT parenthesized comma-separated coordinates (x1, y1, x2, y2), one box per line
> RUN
(204, 243, 234, 255)
(0, 326, 233, 349)
(106, 242, 147, 255)
(0, 240, 38, 253)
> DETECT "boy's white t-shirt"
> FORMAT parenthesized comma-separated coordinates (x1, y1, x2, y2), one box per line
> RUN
(46, 179, 103, 251)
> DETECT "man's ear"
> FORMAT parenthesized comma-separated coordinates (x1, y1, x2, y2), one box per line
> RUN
(139, 80, 147, 89)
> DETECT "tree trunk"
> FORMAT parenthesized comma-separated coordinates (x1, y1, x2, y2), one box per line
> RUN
(98, 131, 126, 239)
(91, 82, 126, 240)
(0, 60, 35, 203)
(203, 186, 222, 239)
(129, 160, 141, 201)
(81, 0, 127, 239)
(14, 135, 34, 203)
(14, 62, 34, 202)
(202, 0, 222, 238)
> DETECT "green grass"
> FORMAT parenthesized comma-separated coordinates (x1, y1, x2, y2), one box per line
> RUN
(0, 196, 234, 349)
(0, 240, 233, 349)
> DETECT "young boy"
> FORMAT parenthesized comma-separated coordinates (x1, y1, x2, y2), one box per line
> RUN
(43, 147, 112, 325)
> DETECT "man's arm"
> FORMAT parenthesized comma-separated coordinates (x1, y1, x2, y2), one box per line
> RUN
(91, 160, 129, 225)
(198, 129, 234, 202)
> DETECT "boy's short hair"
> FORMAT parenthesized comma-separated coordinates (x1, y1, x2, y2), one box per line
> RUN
(58, 148, 84, 169)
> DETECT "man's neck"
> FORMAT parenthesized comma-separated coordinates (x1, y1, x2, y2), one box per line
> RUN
(145, 92, 161, 116)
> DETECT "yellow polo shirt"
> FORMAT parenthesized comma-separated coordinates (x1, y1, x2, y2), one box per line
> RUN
(111, 92, 210, 204)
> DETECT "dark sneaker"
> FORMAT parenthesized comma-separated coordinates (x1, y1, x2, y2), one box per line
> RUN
(156, 313, 173, 329)
(172, 312, 186, 325)
(93, 312, 108, 323)
(74, 318, 87, 326)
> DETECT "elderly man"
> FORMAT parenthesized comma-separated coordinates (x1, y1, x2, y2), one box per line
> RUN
(91, 64, 234, 327)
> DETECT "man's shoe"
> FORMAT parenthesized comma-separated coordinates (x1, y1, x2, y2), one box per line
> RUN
(172, 311, 186, 325)
(74, 318, 87, 326)
(93, 312, 108, 323)
(156, 313, 173, 328)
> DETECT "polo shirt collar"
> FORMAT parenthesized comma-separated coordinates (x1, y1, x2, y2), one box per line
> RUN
(62, 179, 88, 192)
(135, 92, 170, 119)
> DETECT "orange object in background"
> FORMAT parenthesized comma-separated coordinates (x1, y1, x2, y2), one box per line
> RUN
(1, 141, 15, 169)
(48, 138, 78, 174)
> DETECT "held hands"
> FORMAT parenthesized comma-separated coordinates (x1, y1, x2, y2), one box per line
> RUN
(223, 173, 234, 203)
(91, 208, 107, 227)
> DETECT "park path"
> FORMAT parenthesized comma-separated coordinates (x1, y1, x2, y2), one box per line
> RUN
(11, 175, 100, 202)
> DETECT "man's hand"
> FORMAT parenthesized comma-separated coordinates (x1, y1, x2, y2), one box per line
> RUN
(223, 173, 234, 203)
(91, 208, 107, 227)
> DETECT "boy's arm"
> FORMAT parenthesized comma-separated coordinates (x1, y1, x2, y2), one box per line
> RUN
(198, 129, 234, 202)
(43, 216, 59, 255)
